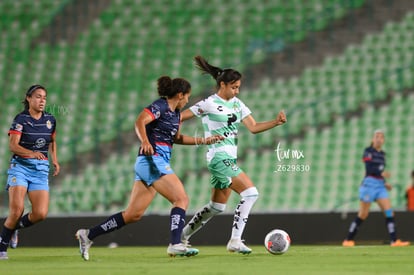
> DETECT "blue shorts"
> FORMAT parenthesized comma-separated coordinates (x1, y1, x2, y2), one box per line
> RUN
(6, 157, 50, 192)
(134, 155, 174, 186)
(359, 176, 388, 203)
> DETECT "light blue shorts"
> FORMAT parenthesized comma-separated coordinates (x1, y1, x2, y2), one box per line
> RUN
(359, 176, 388, 203)
(134, 155, 174, 186)
(6, 157, 50, 192)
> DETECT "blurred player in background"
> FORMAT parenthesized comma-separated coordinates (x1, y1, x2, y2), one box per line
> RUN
(180, 56, 287, 254)
(342, 130, 409, 247)
(0, 85, 59, 260)
(75, 76, 222, 260)
(405, 170, 414, 211)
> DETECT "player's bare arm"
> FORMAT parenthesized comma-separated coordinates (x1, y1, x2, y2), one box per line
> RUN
(242, 110, 287, 134)
(180, 109, 195, 122)
(135, 110, 155, 155)
(48, 139, 60, 176)
(9, 134, 46, 160)
(174, 128, 224, 145)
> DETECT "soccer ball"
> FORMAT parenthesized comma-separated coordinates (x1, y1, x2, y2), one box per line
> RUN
(264, 229, 291, 255)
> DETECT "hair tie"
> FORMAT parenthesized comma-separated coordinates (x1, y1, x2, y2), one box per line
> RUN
(26, 85, 42, 96)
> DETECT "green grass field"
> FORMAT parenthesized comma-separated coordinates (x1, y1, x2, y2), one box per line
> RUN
(0, 245, 413, 275)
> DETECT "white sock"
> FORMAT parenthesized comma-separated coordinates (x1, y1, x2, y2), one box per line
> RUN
(182, 201, 226, 240)
(230, 187, 259, 240)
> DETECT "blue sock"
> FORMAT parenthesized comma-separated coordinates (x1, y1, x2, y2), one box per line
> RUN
(170, 207, 186, 245)
(346, 217, 363, 240)
(0, 226, 13, 252)
(88, 212, 125, 240)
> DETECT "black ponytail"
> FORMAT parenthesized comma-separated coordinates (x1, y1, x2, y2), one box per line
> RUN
(194, 55, 242, 88)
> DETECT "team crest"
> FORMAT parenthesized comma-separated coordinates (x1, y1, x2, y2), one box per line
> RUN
(46, 120, 52, 129)
(233, 103, 241, 113)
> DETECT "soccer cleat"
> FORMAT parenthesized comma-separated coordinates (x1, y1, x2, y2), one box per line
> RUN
(167, 243, 199, 257)
(0, 251, 8, 260)
(342, 240, 355, 247)
(9, 230, 18, 249)
(226, 239, 252, 254)
(75, 229, 93, 261)
(390, 239, 410, 247)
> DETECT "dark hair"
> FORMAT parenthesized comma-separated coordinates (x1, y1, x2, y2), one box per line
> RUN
(411, 170, 414, 177)
(23, 84, 47, 110)
(194, 55, 242, 88)
(157, 76, 191, 98)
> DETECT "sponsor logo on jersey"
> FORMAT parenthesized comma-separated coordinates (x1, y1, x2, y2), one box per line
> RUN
(35, 138, 46, 148)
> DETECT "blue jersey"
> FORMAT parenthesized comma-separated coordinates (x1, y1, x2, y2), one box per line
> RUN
(139, 98, 180, 160)
(8, 110, 57, 159)
(362, 146, 385, 179)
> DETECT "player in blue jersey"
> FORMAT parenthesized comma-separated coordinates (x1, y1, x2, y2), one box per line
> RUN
(75, 76, 223, 260)
(0, 85, 59, 260)
(180, 56, 287, 254)
(342, 130, 409, 247)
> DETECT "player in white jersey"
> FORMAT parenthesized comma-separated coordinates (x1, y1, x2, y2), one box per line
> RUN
(181, 56, 287, 254)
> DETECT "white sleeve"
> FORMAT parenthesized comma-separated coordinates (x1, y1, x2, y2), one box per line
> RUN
(239, 99, 252, 120)
(189, 99, 209, 117)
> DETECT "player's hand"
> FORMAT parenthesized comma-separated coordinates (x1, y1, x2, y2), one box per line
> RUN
(384, 182, 392, 191)
(32, 151, 47, 160)
(204, 135, 224, 145)
(140, 140, 154, 155)
(52, 162, 60, 176)
(275, 110, 287, 126)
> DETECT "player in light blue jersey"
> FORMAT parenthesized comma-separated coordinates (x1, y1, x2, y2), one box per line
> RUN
(75, 76, 223, 260)
(0, 85, 59, 260)
(181, 56, 287, 254)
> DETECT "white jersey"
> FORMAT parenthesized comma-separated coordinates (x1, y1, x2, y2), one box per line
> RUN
(189, 94, 251, 162)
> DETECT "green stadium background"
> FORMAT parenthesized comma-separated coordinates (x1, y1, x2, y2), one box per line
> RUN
(1, 0, 413, 217)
